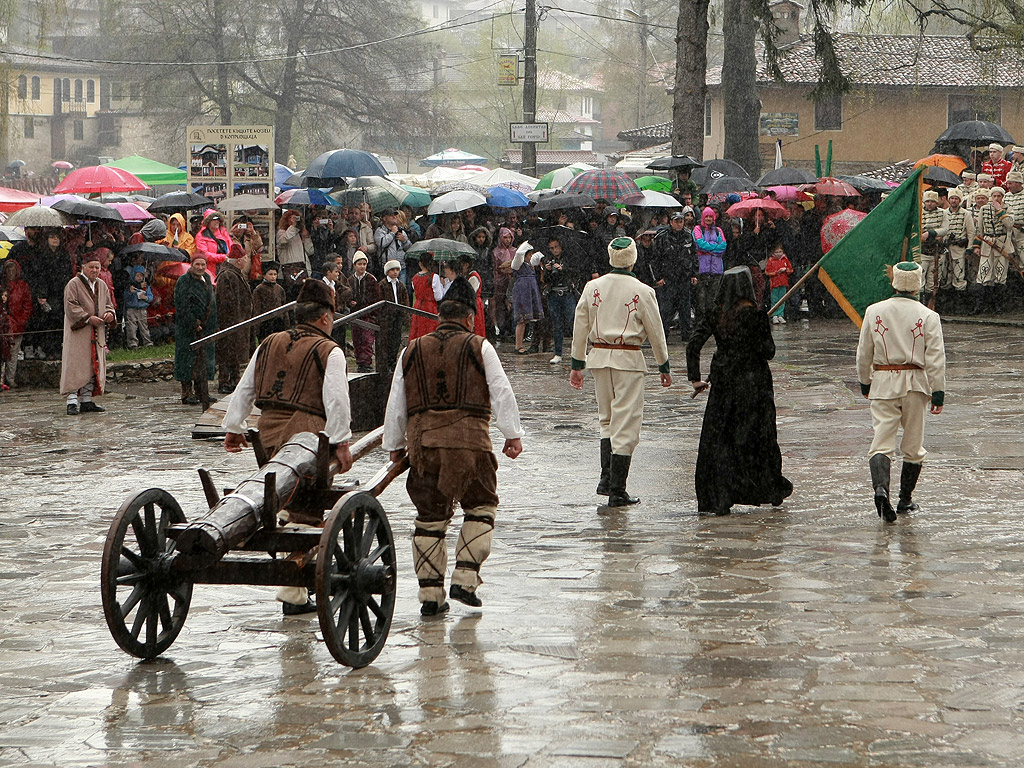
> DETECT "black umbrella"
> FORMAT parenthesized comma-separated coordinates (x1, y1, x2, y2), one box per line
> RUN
(701, 176, 760, 194)
(147, 191, 213, 212)
(935, 120, 1013, 146)
(52, 197, 124, 222)
(646, 155, 704, 172)
(296, 149, 388, 188)
(921, 166, 964, 187)
(837, 175, 891, 192)
(758, 167, 818, 186)
(691, 158, 750, 187)
(532, 192, 597, 213)
(120, 242, 187, 263)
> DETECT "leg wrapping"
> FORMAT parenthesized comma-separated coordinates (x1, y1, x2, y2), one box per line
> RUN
(451, 506, 496, 590)
(413, 517, 450, 603)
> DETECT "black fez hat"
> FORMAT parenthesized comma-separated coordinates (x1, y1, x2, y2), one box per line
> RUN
(444, 275, 477, 314)
(296, 277, 336, 313)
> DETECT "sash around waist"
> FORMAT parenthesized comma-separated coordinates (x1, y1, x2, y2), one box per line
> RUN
(873, 363, 922, 371)
(592, 342, 641, 351)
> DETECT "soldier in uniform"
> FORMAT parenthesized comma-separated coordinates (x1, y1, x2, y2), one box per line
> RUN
(919, 190, 949, 306)
(857, 262, 945, 523)
(981, 143, 1012, 187)
(569, 237, 672, 507)
(1002, 170, 1024, 259)
(972, 186, 1015, 311)
(943, 187, 975, 299)
(383, 276, 524, 617)
(222, 278, 353, 615)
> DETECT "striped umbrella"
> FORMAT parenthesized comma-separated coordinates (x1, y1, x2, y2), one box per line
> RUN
(562, 169, 644, 204)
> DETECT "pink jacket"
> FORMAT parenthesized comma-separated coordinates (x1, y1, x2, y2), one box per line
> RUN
(194, 226, 231, 266)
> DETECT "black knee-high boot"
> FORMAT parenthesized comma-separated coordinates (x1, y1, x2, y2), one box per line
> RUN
(608, 454, 640, 507)
(869, 454, 896, 522)
(596, 438, 611, 496)
(897, 462, 922, 514)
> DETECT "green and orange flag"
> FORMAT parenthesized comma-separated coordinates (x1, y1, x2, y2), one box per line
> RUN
(818, 167, 924, 328)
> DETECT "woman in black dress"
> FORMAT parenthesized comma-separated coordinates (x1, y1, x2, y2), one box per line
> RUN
(686, 267, 792, 515)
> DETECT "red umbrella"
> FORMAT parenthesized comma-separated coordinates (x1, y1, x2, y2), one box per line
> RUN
(820, 209, 867, 254)
(54, 165, 148, 194)
(813, 177, 861, 197)
(726, 197, 788, 219)
(562, 169, 644, 204)
(0, 188, 42, 213)
(766, 185, 812, 202)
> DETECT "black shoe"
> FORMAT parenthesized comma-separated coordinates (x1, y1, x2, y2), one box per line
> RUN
(181, 396, 200, 405)
(420, 600, 450, 616)
(897, 461, 922, 514)
(607, 454, 640, 507)
(217, 384, 234, 394)
(875, 491, 897, 523)
(449, 584, 482, 607)
(66, 403, 79, 416)
(282, 599, 316, 616)
(79, 401, 105, 413)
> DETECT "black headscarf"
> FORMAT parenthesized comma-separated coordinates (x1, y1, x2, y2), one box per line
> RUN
(715, 266, 755, 310)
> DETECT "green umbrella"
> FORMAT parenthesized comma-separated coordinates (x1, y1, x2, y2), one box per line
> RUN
(331, 186, 406, 211)
(400, 185, 432, 208)
(633, 175, 673, 192)
(535, 165, 590, 190)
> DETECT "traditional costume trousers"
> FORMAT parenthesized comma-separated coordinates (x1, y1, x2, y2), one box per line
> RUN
(977, 248, 1009, 286)
(944, 245, 968, 291)
(920, 250, 945, 296)
(407, 447, 499, 604)
(66, 374, 96, 406)
(592, 367, 645, 456)
(868, 391, 929, 463)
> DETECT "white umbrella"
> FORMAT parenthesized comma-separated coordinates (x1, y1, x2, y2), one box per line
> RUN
(4, 205, 74, 228)
(218, 195, 279, 211)
(634, 190, 683, 208)
(467, 167, 540, 188)
(427, 190, 487, 215)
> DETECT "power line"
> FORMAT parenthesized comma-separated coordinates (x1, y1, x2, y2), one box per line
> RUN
(541, 4, 676, 31)
(0, 5, 509, 68)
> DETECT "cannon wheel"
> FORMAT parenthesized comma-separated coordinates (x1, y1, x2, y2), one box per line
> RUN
(316, 491, 397, 668)
(101, 488, 193, 660)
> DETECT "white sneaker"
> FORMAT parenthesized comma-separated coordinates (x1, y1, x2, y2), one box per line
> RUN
(771, 316, 779, 324)
(779, 317, 787, 324)
(548, 355, 562, 364)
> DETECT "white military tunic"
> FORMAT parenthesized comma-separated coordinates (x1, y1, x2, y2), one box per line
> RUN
(944, 203, 974, 289)
(856, 294, 946, 463)
(571, 270, 670, 455)
(973, 202, 1014, 286)
(919, 206, 949, 295)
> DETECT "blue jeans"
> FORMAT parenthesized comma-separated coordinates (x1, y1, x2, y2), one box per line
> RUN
(547, 290, 577, 356)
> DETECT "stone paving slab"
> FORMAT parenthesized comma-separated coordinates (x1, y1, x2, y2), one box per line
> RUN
(2, 320, 1024, 766)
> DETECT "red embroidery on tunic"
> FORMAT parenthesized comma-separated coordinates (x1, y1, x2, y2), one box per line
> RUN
(592, 288, 605, 342)
(910, 318, 924, 362)
(613, 295, 640, 344)
(873, 315, 890, 362)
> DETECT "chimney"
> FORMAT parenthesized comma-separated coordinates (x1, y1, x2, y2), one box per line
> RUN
(771, 0, 804, 46)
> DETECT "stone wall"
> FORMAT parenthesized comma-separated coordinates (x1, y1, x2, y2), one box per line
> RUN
(12, 358, 175, 389)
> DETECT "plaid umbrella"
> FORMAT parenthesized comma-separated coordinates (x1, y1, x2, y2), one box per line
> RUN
(562, 169, 644, 204)
(406, 238, 477, 263)
(820, 209, 867, 254)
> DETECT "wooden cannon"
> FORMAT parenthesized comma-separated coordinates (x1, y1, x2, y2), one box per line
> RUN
(100, 427, 408, 668)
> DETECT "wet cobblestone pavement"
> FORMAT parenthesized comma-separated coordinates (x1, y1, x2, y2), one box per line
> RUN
(2, 318, 1024, 767)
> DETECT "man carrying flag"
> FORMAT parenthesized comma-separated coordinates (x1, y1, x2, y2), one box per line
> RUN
(856, 262, 945, 523)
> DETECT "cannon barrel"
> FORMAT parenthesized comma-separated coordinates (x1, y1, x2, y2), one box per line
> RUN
(173, 429, 383, 571)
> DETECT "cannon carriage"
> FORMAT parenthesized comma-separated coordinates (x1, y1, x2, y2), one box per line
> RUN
(100, 427, 408, 668)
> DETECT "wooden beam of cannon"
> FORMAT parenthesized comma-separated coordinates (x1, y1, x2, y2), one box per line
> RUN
(172, 428, 384, 571)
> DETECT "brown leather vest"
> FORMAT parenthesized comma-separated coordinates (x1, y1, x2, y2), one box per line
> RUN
(402, 322, 491, 419)
(253, 324, 338, 417)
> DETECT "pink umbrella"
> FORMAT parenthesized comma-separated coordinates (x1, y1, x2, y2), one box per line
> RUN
(0, 188, 42, 213)
(458, 164, 489, 172)
(54, 165, 148, 194)
(109, 202, 154, 221)
(766, 185, 813, 202)
(821, 209, 867, 254)
(727, 197, 788, 219)
(51, 161, 74, 170)
(814, 177, 861, 197)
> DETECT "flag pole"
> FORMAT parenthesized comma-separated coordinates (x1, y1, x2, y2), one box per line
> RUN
(767, 260, 824, 316)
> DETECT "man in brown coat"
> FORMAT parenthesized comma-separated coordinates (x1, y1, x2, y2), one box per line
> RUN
(61, 251, 115, 415)
(215, 250, 254, 393)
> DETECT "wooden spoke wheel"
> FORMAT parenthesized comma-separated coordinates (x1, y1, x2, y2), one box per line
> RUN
(316, 491, 397, 667)
(101, 489, 192, 660)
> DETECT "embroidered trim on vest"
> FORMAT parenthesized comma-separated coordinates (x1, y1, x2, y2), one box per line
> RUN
(253, 324, 338, 417)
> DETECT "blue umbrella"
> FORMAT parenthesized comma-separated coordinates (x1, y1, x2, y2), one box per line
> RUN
(486, 186, 530, 208)
(274, 163, 296, 189)
(297, 149, 388, 187)
(275, 188, 339, 207)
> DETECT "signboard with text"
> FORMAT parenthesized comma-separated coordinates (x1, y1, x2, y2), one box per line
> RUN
(759, 112, 799, 137)
(510, 122, 549, 143)
(497, 55, 518, 86)
(187, 124, 275, 260)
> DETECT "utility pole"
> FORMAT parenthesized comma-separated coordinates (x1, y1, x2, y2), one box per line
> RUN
(522, 0, 538, 177)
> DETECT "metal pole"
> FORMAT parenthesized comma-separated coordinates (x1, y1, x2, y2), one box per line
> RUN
(522, 0, 538, 178)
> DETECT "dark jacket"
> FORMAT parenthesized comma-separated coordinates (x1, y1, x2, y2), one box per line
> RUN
(469, 226, 494, 296)
(651, 227, 696, 284)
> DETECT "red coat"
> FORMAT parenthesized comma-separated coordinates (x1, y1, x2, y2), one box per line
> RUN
(982, 158, 1012, 186)
(194, 226, 231, 267)
(4, 278, 33, 335)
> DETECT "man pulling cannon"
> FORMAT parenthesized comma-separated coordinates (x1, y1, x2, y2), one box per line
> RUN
(383, 276, 524, 617)
(222, 278, 352, 615)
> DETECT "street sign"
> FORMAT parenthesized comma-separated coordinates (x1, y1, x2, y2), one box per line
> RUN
(497, 55, 518, 86)
(510, 122, 549, 143)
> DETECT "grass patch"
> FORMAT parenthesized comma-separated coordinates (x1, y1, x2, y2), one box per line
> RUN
(108, 342, 175, 363)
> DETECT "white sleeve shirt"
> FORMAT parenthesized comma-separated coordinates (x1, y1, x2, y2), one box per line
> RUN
(382, 340, 524, 452)
(223, 346, 352, 444)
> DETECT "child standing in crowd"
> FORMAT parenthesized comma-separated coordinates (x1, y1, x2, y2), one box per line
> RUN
(251, 263, 288, 339)
(123, 265, 154, 348)
(409, 254, 443, 340)
(1, 259, 32, 388)
(764, 243, 794, 324)
(349, 253, 380, 372)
